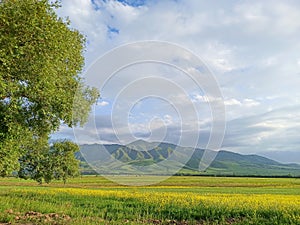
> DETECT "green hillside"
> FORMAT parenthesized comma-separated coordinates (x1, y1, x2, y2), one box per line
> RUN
(78, 140, 300, 177)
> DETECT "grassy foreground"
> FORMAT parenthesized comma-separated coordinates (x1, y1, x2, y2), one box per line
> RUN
(0, 176, 300, 224)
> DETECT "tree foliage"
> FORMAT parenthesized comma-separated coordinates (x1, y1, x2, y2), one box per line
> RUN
(0, 0, 99, 182)
(18, 140, 80, 184)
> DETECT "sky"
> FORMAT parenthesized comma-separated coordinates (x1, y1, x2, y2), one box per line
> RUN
(53, 0, 300, 163)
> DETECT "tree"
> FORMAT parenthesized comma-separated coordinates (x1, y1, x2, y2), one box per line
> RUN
(18, 140, 80, 184)
(47, 141, 81, 184)
(0, 0, 99, 182)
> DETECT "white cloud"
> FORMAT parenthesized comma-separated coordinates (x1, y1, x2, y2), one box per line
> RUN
(104, 0, 142, 24)
(224, 98, 259, 107)
(234, 1, 300, 36)
(224, 98, 241, 106)
(163, 114, 173, 125)
(97, 101, 109, 107)
(243, 98, 260, 107)
(193, 94, 209, 103)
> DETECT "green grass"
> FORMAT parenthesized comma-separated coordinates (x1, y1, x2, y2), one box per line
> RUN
(0, 176, 300, 224)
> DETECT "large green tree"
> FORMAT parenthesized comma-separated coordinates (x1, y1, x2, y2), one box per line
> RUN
(0, 0, 99, 182)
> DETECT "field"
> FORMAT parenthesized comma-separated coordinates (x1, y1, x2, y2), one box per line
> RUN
(1, 176, 300, 225)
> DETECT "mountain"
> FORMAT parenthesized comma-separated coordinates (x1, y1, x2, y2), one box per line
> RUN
(78, 140, 300, 176)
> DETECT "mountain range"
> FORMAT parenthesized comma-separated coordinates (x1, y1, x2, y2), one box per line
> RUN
(78, 140, 300, 177)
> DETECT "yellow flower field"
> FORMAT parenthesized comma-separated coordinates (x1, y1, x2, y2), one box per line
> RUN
(1, 176, 300, 224)
(24, 187, 300, 211)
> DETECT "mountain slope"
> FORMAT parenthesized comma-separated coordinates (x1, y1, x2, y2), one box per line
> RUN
(78, 140, 300, 176)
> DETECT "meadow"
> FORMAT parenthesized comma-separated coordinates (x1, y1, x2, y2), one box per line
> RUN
(0, 176, 300, 225)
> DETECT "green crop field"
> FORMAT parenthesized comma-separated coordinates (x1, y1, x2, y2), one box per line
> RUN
(1, 176, 300, 225)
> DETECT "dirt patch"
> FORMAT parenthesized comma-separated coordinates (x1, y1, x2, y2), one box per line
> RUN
(143, 218, 243, 225)
(0, 223, 33, 225)
(1, 209, 71, 224)
(147, 219, 190, 224)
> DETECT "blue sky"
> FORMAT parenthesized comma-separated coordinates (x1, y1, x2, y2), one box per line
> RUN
(53, 0, 300, 163)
